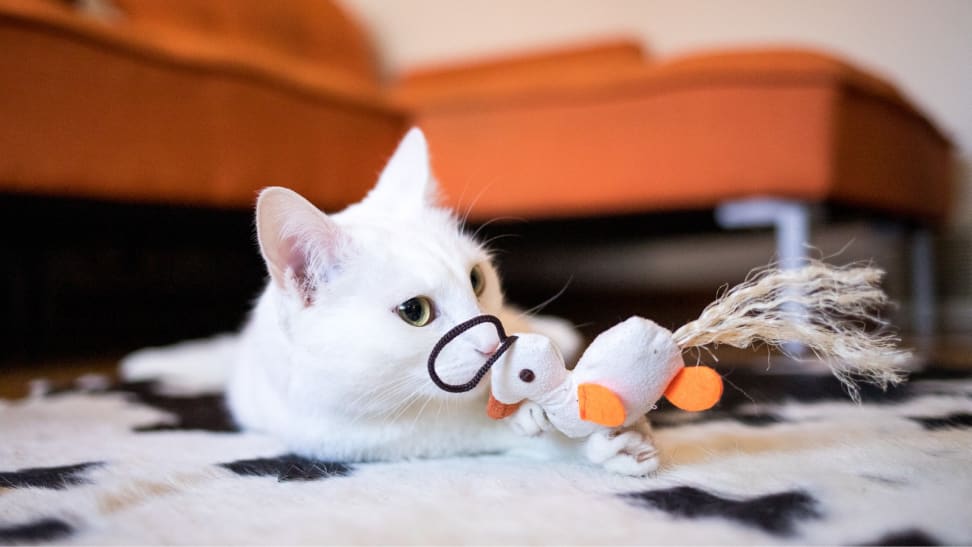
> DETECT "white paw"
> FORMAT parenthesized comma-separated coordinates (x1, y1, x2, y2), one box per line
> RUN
(602, 447, 660, 476)
(584, 425, 660, 476)
(508, 401, 553, 437)
(584, 429, 646, 463)
(119, 334, 237, 392)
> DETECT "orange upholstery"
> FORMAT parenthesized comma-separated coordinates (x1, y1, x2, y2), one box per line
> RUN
(0, 0, 405, 210)
(399, 47, 953, 222)
(0, 0, 953, 224)
(395, 39, 648, 106)
(112, 0, 380, 89)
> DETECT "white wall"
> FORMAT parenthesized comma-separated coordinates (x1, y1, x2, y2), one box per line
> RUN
(341, 0, 972, 225)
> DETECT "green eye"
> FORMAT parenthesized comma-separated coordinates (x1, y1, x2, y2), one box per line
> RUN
(470, 264, 486, 297)
(397, 296, 435, 327)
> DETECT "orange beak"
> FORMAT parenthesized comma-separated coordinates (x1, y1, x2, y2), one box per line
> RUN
(486, 391, 522, 419)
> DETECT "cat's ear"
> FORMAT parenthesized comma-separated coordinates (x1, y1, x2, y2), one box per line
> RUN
(256, 187, 347, 303)
(364, 127, 438, 214)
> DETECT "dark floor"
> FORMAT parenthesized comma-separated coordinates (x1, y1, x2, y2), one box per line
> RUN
(3, 193, 968, 399)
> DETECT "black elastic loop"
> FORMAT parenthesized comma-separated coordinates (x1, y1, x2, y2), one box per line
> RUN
(427, 314, 518, 393)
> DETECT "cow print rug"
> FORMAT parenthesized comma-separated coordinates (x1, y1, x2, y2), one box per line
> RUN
(2, 366, 971, 544)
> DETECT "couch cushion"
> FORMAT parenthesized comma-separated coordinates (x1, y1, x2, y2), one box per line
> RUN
(401, 46, 953, 222)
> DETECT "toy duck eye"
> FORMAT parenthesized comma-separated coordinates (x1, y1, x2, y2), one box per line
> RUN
(518, 369, 535, 383)
(470, 264, 486, 297)
(397, 296, 435, 327)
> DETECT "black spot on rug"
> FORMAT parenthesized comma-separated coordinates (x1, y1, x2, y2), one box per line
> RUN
(620, 486, 819, 536)
(0, 518, 74, 543)
(219, 455, 351, 482)
(0, 462, 103, 490)
(860, 528, 941, 546)
(651, 408, 784, 429)
(111, 381, 238, 433)
(910, 412, 972, 431)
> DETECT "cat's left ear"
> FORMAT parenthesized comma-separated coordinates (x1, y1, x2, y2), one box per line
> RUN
(363, 127, 439, 214)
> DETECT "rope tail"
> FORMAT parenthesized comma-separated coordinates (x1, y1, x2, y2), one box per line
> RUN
(672, 261, 912, 401)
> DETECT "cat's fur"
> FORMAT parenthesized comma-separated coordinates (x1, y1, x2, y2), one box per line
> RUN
(123, 129, 658, 473)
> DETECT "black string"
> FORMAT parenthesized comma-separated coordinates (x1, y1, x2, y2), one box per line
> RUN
(427, 314, 518, 393)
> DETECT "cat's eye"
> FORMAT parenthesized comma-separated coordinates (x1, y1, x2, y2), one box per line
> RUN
(397, 296, 435, 327)
(470, 264, 486, 297)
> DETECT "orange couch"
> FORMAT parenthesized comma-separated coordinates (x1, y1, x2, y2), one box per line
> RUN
(398, 43, 952, 223)
(0, 0, 953, 224)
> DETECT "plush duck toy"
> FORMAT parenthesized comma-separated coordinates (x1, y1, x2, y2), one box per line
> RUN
(485, 318, 722, 438)
(428, 262, 911, 440)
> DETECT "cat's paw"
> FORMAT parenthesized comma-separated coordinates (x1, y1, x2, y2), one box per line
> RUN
(508, 401, 553, 437)
(601, 446, 660, 476)
(120, 334, 237, 392)
(584, 429, 646, 463)
(583, 424, 659, 476)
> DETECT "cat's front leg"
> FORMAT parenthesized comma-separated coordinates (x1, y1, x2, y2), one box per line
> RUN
(507, 401, 553, 437)
(584, 418, 659, 476)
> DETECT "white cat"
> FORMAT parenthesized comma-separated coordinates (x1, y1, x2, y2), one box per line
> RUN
(123, 128, 658, 474)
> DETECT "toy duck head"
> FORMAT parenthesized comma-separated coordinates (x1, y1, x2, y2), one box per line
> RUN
(487, 333, 568, 418)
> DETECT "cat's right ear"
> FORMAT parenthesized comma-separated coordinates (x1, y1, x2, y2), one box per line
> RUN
(363, 127, 438, 215)
(255, 187, 347, 304)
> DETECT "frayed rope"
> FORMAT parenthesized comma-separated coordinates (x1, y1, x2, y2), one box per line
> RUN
(672, 261, 911, 402)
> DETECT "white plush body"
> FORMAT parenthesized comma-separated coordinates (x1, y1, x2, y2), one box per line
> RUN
(573, 317, 685, 423)
(492, 317, 685, 438)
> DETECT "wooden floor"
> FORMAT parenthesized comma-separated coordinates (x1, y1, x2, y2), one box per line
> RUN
(0, 357, 121, 399)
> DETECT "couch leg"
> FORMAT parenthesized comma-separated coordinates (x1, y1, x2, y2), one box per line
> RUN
(910, 227, 936, 344)
(715, 198, 813, 356)
(715, 198, 812, 268)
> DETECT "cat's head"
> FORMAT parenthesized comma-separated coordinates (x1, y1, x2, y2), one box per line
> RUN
(255, 128, 506, 417)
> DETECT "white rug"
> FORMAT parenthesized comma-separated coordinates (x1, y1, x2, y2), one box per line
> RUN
(1, 368, 971, 544)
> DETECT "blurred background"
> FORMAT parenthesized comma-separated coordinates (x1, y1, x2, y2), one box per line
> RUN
(1, 0, 969, 392)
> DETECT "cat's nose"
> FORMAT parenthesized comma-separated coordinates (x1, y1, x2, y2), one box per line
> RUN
(476, 340, 500, 356)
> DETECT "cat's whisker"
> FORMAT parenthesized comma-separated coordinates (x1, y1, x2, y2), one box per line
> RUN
(346, 375, 430, 424)
(479, 232, 522, 251)
(366, 381, 425, 411)
(469, 216, 524, 242)
(454, 175, 475, 227)
(517, 276, 573, 319)
(368, 377, 429, 421)
(345, 375, 418, 409)
(434, 396, 447, 421)
(387, 390, 428, 423)
(371, 395, 412, 422)
(409, 394, 437, 429)
(382, 388, 427, 414)
(457, 178, 501, 229)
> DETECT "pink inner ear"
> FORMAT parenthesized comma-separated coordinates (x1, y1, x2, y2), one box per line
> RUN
(257, 188, 348, 306)
(284, 236, 309, 284)
(281, 233, 341, 307)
